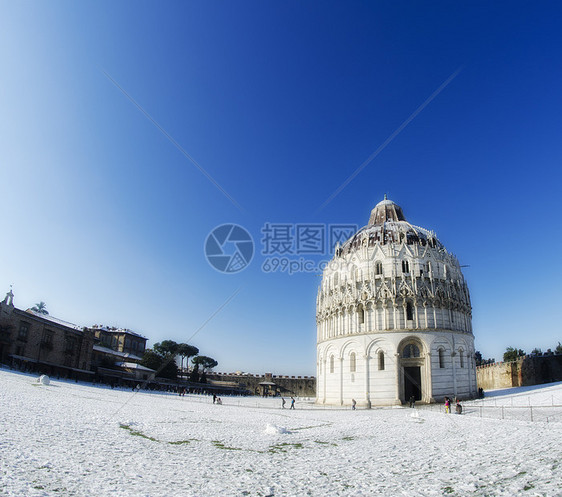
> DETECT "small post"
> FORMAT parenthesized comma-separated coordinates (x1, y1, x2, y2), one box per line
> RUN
(501, 406, 504, 420)
(530, 406, 533, 422)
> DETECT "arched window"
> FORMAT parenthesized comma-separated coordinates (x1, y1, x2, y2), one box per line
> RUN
(378, 351, 385, 370)
(354, 267, 360, 281)
(402, 344, 420, 358)
(333, 273, 339, 286)
(438, 348, 445, 368)
(427, 261, 431, 274)
(459, 349, 464, 368)
(350, 352, 356, 372)
(402, 260, 410, 274)
(330, 355, 334, 373)
(375, 261, 383, 275)
(406, 302, 414, 321)
(358, 305, 365, 325)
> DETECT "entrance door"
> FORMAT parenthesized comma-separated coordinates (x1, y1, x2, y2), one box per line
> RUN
(404, 366, 422, 401)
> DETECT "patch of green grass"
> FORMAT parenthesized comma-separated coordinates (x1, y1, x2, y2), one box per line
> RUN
(443, 486, 454, 494)
(168, 439, 198, 445)
(268, 442, 304, 453)
(523, 483, 534, 491)
(342, 436, 354, 441)
(292, 423, 332, 431)
(119, 423, 158, 442)
(33, 485, 45, 490)
(212, 440, 242, 451)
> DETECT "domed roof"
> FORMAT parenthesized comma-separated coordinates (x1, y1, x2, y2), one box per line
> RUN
(368, 195, 406, 225)
(337, 196, 442, 256)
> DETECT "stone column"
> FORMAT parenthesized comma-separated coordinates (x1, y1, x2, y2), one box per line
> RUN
(451, 349, 458, 397)
(426, 352, 434, 403)
(338, 311, 342, 336)
(339, 357, 344, 406)
(323, 358, 327, 404)
(466, 352, 474, 394)
(364, 353, 371, 408)
(394, 353, 401, 404)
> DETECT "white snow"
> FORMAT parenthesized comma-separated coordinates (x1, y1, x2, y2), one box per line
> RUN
(38, 375, 50, 386)
(264, 423, 290, 435)
(1, 368, 561, 496)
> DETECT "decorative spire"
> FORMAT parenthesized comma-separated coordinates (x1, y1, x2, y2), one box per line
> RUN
(3, 285, 14, 306)
(384, 193, 387, 200)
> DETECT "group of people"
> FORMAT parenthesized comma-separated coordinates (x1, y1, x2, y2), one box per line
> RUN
(444, 396, 462, 414)
(212, 394, 222, 405)
(281, 397, 296, 409)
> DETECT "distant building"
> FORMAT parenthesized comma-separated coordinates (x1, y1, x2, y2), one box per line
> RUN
(88, 325, 151, 382)
(0, 289, 94, 379)
(316, 197, 477, 407)
(90, 325, 147, 355)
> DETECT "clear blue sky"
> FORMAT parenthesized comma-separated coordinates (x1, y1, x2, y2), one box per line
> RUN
(1, 1, 561, 374)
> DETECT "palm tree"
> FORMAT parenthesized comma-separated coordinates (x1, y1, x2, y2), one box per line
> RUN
(31, 301, 49, 315)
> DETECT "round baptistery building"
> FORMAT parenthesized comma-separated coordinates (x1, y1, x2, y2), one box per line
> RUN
(316, 197, 477, 407)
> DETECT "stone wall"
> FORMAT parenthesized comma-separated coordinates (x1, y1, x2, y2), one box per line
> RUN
(207, 372, 316, 397)
(476, 355, 562, 391)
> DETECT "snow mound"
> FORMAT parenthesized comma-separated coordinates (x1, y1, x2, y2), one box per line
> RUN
(264, 423, 289, 435)
(38, 375, 50, 386)
(410, 410, 424, 423)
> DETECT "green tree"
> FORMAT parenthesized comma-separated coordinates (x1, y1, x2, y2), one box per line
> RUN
(191, 355, 218, 372)
(503, 347, 525, 362)
(177, 343, 199, 373)
(31, 302, 49, 315)
(474, 351, 495, 366)
(153, 340, 179, 357)
(140, 349, 178, 380)
(474, 351, 483, 366)
(555, 342, 562, 355)
(531, 348, 542, 355)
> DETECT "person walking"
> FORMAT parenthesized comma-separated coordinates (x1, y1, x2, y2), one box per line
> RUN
(351, 399, 356, 410)
(455, 399, 463, 415)
(282, 397, 286, 409)
(290, 397, 295, 409)
(444, 397, 451, 414)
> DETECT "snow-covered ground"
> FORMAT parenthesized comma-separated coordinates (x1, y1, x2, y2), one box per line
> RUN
(1, 369, 561, 496)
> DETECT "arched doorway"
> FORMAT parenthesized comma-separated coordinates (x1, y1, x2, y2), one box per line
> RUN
(399, 340, 425, 403)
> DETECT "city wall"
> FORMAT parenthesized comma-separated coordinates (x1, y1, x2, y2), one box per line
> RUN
(206, 372, 316, 397)
(476, 355, 562, 391)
